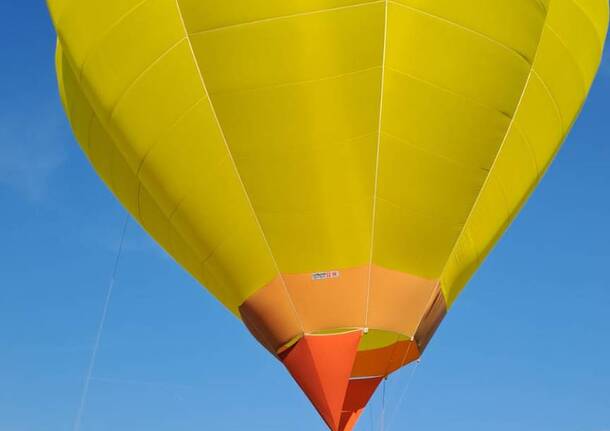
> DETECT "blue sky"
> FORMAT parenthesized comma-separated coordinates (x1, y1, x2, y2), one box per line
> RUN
(1, 3, 609, 431)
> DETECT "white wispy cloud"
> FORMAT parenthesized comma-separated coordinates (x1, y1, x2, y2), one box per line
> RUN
(0, 103, 68, 202)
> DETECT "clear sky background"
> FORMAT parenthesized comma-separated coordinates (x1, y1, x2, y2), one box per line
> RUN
(1, 3, 609, 431)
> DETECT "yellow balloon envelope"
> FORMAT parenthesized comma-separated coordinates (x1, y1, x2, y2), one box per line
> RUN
(48, 1, 608, 429)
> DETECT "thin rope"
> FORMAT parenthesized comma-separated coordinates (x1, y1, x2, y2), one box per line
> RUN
(73, 213, 129, 431)
(379, 378, 387, 430)
(386, 360, 421, 431)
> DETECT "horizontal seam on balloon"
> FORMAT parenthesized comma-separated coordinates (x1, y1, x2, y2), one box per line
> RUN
(475, 171, 550, 270)
(166, 159, 239, 267)
(437, 82, 532, 287)
(135, 95, 208, 220)
(492, 177, 515, 226)
(166, 156, 231, 223)
(373, 196, 473, 234)
(380, 130, 491, 172)
(135, 93, 209, 177)
(435, 6, 550, 291)
(388, 0, 533, 66)
(208, 65, 382, 97)
(543, 23, 591, 97)
(530, 69, 566, 137)
(77, 0, 152, 83)
(386, 66, 513, 120)
(187, 0, 384, 36)
(61, 25, 254, 272)
(57, 23, 234, 309)
(253, 199, 373, 216)
(513, 126, 542, 181)
(174, 0, 305, 332)
(569, 0, 606, 49)
(527, 70, 580, 186)
(496, 173, 538, 230)
(163, 187, 241, 308)
(199, 224, 243, 267)
(88, 104, 215, 279)
(375, 195, 465, 229)
(127, 165, 213, 268)
(108, 36, 187, 122)
(188, 130, 378, 216)
(84, 101, 222, 297)
(211, 130, 378, 213)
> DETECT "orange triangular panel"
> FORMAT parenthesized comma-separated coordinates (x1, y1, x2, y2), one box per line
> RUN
(338, 410, 363, 431)
(337, 377, 382, 431)
(281, 331, 362, 430)
(343, 377, 382, 412)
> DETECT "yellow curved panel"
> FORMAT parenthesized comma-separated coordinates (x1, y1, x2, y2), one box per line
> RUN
(440, 0, 608, 305)
(50, 0, 607, 319)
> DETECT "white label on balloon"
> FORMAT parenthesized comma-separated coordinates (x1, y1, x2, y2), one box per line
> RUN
(311, 271, 340, 281)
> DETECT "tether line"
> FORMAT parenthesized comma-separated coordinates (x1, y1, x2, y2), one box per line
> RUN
(73, 213, 129, 431)
(379, 378, 387, 430)
(386, 360, 421, 430)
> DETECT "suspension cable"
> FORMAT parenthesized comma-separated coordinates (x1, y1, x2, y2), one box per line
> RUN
(379, 378, 387, 430)
(73, 213, 129, 431)
(385, 359, 421, 430)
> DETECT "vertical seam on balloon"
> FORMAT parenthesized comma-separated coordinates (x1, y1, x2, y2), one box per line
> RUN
(364, 0, 389, 328)
(437, 9, 551, 304)
(172, 0, 305, 333)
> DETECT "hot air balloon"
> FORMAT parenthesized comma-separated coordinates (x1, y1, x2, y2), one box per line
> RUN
(48, 1, 608, 429)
